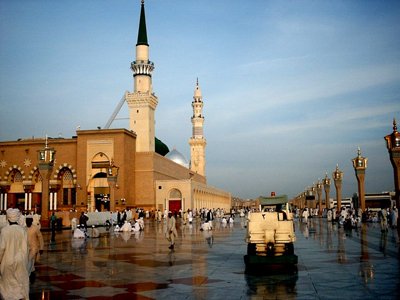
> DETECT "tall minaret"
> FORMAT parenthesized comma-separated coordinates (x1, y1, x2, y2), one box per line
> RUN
(189, 79, 207, 176)
(126, 0, 158, 152)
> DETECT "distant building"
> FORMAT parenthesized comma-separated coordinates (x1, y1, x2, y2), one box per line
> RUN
(330, 192, 394, 211)
(365, 192, 394, 211)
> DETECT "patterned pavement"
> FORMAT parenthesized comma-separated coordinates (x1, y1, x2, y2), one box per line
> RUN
(29, 216, 400, 299)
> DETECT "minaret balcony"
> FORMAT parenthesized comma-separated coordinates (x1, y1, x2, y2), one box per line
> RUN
(131, 60, 154, 76)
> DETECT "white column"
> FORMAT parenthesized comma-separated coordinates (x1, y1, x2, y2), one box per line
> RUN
(54, 192, 57, 211)
(4, 194, 7, 210)
(0, 194, 3, 210)
(49, 193, 53, 211)
(28, 193, 32, 210)
(25, 193, 28, 211)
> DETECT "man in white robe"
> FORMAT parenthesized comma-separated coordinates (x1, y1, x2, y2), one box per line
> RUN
(73, 227, 86, 239)
(0, 208, 30, 300)
(121, 221, 132, 232)
(132, 221, 141, 232)
(167, 212, 178, 249)
(302, 208, 309, 223)
(137, 217, 144, 230)
(26, 216, 44, 276)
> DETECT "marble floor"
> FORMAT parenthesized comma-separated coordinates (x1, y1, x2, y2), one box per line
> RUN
(29, 216, 400, 300)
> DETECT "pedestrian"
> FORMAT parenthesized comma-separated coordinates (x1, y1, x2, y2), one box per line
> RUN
(50, 212, 57, 242)
(26, 216, 44, 283)
(117, 209, 122, 226)
(0, 208, 30, 300)
(302, 208, 309, 223)
(167, 212, 177, 250)
(391, 206, 398, 229)
(79, 211, 89, 237)
(380, 207, 388, 232)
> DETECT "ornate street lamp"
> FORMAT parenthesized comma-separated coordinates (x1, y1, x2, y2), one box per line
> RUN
(316, 180, 323, 215)
(384, 118, 400, 230)
(323, 172, 331, 210)
(311, 185, 316, 209)
(352, 147, 368, 212)
(107, 160, 119, 212)
(332, 164, 343, 211)
(305, 186, 315, 209)
(37, 136, 56, 226)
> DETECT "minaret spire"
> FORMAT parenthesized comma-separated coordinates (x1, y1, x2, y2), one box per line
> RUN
(189, 79, 207, 176)
(126, 0, 158, 152)
(137, 0, 148, 46)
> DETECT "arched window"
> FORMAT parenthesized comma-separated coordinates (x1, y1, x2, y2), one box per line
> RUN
(13, 171, 23, 183)
(169, 188, 182, 199)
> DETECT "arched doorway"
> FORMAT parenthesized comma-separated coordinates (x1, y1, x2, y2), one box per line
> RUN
(87, 152, 112, 212)
(93, 172, 110, 211)
(168, 188, 182, 214)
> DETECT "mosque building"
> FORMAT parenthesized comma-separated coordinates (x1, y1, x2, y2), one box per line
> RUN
(0, 1, 231, 221)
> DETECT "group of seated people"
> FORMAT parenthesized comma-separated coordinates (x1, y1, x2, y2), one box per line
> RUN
(114, 218, 144, 232)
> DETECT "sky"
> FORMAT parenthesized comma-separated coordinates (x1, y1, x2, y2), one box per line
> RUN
(0, 0, 399, 200)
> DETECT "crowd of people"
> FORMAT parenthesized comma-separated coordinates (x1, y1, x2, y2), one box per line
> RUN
(0, 205, 241, 299)
(1, 202, 398, 299)
(295, 205, 398, 232)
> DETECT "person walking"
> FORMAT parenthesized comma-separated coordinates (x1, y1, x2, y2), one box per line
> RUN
(391, 206, 398, 229)
(50, 212, 57, 242)
(79, 211, 89, 237)
(167, 212, 177, 250)
(26, 216, 44, 283)
(0, 208, 30, 300)
(380, 207, 388, 232)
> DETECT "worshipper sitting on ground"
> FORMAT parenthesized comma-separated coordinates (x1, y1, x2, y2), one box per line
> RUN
(73, 226, 86, 239)
(221, 217, 227, 225)
(114, 224, 121, 232)
(138, 217, 145, 230)
(26, 216, 44, 283)
(121, 220, 132, 232)
(200, 221, 212, 231)
(0, 208, 30, 300)
(88, 225, 100, 238)
(132, 220, 141, 232)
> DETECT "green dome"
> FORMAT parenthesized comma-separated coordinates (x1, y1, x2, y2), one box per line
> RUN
(155, 137, 169, 156)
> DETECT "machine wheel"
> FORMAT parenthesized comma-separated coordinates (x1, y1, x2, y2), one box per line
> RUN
(247, 243, 256, 255)
(285, 243, 294, 255)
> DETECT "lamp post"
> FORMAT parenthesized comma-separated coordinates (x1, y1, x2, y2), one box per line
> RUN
(37, 137, 56, 227)
(305, 186, 315, 209)
(107, 161, 119, 212)
(323, 172, 331, 210)
(301, 191, 306, 209)
(333, 164, 343, 212)
(316, 180, 323, 215)
(311, 185, 316, 209)
(352, 147, 368, 213)
(384, 118, 400, 231)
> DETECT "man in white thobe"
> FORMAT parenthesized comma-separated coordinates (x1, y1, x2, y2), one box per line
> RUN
(0, 208, 30, 300)
(167, 212, 177, 249)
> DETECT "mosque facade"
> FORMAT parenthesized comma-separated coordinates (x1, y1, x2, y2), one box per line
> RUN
(0, 1, 231, 219)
